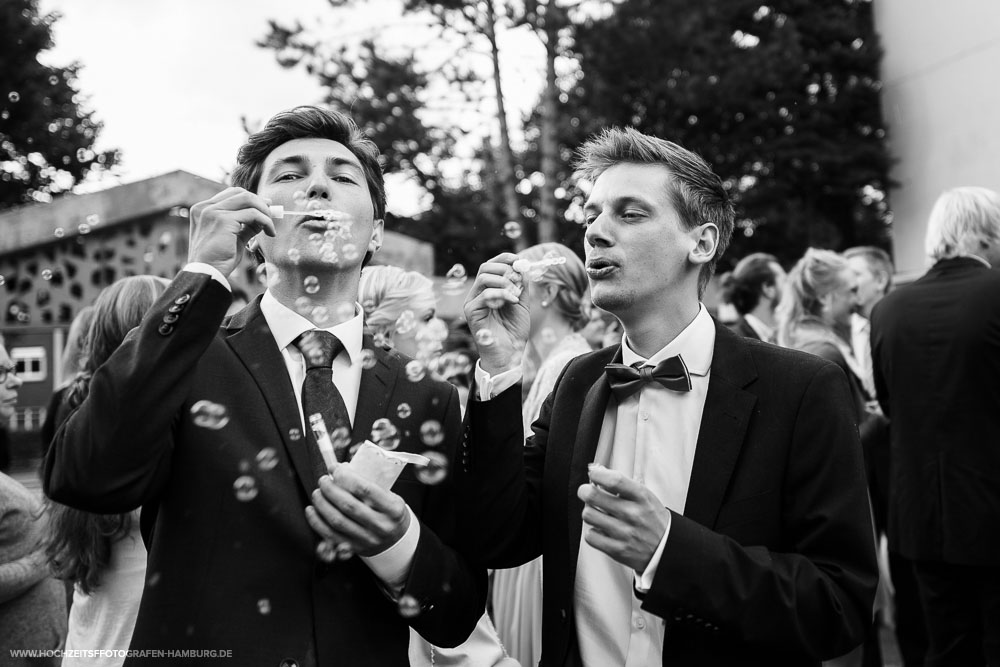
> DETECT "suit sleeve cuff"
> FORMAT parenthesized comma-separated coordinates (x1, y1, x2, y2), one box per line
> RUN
(474, 360, 522, 401)
(361, 505, 420, 594)
(183, 262, 231, 291)
(635, 512, 672, 592)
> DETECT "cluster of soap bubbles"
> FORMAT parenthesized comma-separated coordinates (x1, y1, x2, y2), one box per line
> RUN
(371, 418, 400, 451)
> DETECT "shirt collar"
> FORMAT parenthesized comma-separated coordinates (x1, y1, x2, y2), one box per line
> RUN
(960, 253, 992, 269)
(621, 304, 715, 376)
(742, 313, 774, 342)
(260, 290, 364, 364)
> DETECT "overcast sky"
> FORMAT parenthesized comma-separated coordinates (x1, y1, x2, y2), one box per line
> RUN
(37, 0, 544, 215)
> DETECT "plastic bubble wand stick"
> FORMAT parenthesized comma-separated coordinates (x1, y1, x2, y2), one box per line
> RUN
(308, 413, 340, 469)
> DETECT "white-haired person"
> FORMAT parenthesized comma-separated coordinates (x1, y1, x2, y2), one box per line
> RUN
(871, 187, 1000, 666)
(359, 264, 515, 667)
(492, 242, 591, 667)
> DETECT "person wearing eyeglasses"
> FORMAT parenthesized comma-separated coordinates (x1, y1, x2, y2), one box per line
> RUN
(0, 333, 67, 664)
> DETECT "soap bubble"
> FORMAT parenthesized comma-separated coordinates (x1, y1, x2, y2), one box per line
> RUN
(311, 306, 330, 324)
(336, 303, 355, 321)
(256, 448, 279, 471)
(8, 91, 20, 103)
(397, 594, 421, 618)
(238, 459, 252, 474)
(373, 332, 391, 349)
(257, 598, 271, 615)
(540, 328, 557, 345)
(304, 276, 320, 294)
(420, 420, 445, 447)
(78, 223, 91, 235)
(503, 221, 522, 239)
(147, 572, 161, 588)
(334, 543, 354, 561)
(0, 276, 5, 287)
(405, 360, 426, 383)
(396, 403, 412, 419)
(316, 540, 337, 563)
(308, 232, 323, 246)
(342, 244, 359, 261)
(359, 349, 377, 370)
(293, 190, 307, 203)
(416, 451, 448, 485)
(191, 401, 229, 429)
(395, 310, 417, 335)
(475, 329, 495, 347)
(287, 248, 301, 263)
(288, 428, 302, 441)
(330, 426, 351, 452)
(86, 214, 100, 226)
(512, 259, 531, 274)
(306, 199, 324, 211)
(233, 476, 258, 502)
(54, 228, 64, 238)
(41, 269, 53, 281)
(294, 297, 313, 315)
(371, 418, 400, 451)
(445, 264, 467, 280)
(256, 263, 279, 289)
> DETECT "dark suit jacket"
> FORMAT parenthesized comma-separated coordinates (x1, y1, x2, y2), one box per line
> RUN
(730, 316, 762, 341)
(44, 271, 486, 666)
(870, 257, 1000, 565)
(458, 322, 877, 666)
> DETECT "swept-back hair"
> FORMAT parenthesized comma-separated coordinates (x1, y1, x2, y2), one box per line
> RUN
(517, 242, 589, 331)
(232, 105, 386, 268)
(359, 265, 436, 338)
(574, 126, 735, 297)
(47, 275, 169, 593)
(775, 248, 849, 347)
(924, 187, 1000, 262)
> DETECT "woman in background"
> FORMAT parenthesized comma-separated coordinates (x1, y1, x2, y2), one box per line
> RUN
(45, 275, 168, 667)
(40, 305, 95, 459)
(0, 333, 67, 665)
(359, 264, 514, 666)
(775, 249, 881, 667)
(492, 242, 591, 667)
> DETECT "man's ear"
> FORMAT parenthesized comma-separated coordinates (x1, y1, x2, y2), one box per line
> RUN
(688, 223, 719, 268)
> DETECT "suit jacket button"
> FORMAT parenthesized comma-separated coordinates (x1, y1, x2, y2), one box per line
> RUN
(174, 294, 191, 305)
(168, 304, 184, 313)
(560, 608, 567, 620)
(278, 660, 298, 667)
(163, 312, 180, 323)
(158, 323, 174, 336)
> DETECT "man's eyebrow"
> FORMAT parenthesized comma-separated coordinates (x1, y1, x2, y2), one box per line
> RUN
(326, 156, 363, 173)
(583, 195, 653, 212)
(265, 156, 307, 181)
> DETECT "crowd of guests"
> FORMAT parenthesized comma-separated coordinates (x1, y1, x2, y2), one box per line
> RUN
(0, 104, 996, 667)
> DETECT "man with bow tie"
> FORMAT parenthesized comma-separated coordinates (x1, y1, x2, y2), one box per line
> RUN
(459, 127, 877, 666)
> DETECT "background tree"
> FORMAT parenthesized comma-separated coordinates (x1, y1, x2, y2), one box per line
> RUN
(0, 0, 118, 211)
(568, 0, 893, 267)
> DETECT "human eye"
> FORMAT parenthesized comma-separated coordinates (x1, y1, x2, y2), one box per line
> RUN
(334, 174, 359, 184)
(274, 172, 301, 182)
(620, 209, 646, 221)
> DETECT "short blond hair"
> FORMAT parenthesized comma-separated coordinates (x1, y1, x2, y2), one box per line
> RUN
(924, 187, 1000, 261)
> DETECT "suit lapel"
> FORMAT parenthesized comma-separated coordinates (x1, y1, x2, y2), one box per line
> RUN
(683, 322, 758, 528)
(350, 336, 395, 446)
(567, 347, 618, 581)
(224, 297, 319, 499)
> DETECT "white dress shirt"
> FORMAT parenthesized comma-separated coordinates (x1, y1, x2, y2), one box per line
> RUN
(850, 313, 876, 400)
(183, 264, 419, 591)
(476, 305, 716, 666)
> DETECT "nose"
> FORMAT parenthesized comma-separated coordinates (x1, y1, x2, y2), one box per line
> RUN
(306, 173, 332, 201)
(584, 212, 612, 249)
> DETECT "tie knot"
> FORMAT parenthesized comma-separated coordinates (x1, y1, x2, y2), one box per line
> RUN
(294, 330, 343, 370)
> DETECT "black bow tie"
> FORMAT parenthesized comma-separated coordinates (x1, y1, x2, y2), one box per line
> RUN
(605, 355, 692, 400)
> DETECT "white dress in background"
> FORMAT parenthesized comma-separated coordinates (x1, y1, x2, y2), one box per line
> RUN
(492, 333, 592, 667)
(63, 509, 146, 667)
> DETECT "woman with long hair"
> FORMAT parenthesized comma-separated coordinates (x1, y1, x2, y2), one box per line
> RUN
(492, 242, 592, 667)
(45, 275, 168, 666)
